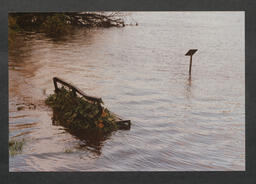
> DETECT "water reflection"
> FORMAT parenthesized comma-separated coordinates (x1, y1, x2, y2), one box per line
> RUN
(70, 129, 110, 156)
(185, 76, 193, 100)
(51, 109, 111, 156)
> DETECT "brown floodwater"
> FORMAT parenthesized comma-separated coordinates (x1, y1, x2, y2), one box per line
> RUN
(9, 12, 245, 171)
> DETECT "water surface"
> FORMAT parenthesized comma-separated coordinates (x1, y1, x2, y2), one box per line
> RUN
(9, 12, 245, 171)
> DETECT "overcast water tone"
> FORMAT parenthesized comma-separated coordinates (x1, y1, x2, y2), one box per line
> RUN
(9, 12, 245, 171)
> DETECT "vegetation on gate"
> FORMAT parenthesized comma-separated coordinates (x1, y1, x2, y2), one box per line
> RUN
(45, 87, 119, 134)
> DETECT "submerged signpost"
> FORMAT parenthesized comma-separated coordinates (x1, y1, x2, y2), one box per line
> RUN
(185, 49, 198, 76)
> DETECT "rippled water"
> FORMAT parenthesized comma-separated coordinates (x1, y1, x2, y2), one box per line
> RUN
(9, 12, 245, 171)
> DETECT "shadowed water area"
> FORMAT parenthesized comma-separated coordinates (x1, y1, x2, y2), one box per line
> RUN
(9, 12, 245, 171)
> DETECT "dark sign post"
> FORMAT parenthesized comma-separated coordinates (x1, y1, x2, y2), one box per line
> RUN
(185, 49, 198, 75)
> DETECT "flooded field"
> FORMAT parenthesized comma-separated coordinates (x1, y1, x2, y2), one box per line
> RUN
(9, 12, 245, 171)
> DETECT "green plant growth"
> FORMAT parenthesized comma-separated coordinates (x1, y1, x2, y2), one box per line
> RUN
(45, 87, 119, 134)
(9, 138, 24, 156)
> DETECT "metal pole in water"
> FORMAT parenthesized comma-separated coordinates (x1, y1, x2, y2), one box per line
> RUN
(189, 55, 192, 75)
(185, 49, 198, 76)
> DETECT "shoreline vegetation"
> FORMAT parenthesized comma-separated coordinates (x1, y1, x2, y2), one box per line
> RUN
(8, 12, 134, 47)
(9, 138, 25, 156)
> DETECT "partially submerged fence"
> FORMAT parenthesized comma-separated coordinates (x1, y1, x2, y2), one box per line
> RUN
(52, 77, 131, 129)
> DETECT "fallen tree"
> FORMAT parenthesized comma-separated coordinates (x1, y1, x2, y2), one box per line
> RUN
(9, 12, 126, 32)
(8, 12, 137, 46)
(64, 12, 126, 27)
